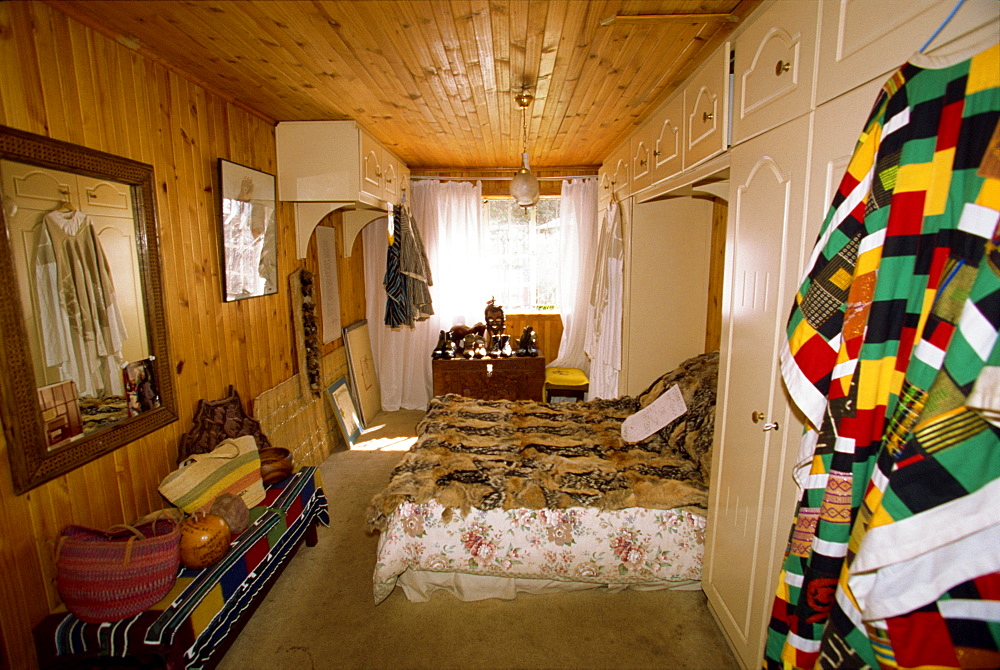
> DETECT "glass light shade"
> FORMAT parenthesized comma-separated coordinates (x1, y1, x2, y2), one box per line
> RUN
(510, 152, 540, 207)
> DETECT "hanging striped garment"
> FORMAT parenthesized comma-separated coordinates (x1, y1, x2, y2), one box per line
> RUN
(384, 209, 407, 328)
(766, 42, 1000, 669)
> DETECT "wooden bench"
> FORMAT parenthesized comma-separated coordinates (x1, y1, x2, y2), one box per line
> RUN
(34, 467, 328, 669)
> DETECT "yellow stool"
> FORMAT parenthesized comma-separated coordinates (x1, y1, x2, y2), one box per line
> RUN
(544, 367, 590, 403)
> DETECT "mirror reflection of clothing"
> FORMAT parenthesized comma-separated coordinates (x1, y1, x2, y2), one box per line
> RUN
(35, 210, 128, 398)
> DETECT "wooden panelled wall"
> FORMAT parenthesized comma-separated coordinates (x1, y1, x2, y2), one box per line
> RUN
(0, 4, 361, 667)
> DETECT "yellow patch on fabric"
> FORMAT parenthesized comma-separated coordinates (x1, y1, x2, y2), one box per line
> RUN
(190, 586, 226, 637)
(967, 43, 1000, 95)
(866, 501, 895, 531)
(829, 267, 853, 290)
(894, 161, 930, 193)
(848, 127, 880, 182)
(855, 359, 899, 411)
(788, 319, 818, 353)
(976, 173, 1000, 209)
(924, 147, 955, 217)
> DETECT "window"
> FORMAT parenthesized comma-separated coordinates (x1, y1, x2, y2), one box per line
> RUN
(482, 197, 561, 312)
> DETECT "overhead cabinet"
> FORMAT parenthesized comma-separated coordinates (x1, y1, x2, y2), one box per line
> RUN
(730, 0, 818, 145)
(622, 40, 730, 199)
(683, 41, 731, 169)
(275, 120, 409, 258)
(276, 120, 407, 207)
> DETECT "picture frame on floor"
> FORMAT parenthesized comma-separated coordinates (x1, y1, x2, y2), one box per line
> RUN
(343, 320, 381, 425)
(327, 376, 362, 448)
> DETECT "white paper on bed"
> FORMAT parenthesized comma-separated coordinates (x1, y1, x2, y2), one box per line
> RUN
(621, 383, 686, 443)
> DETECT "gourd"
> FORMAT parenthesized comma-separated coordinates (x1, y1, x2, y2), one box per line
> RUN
(179, 513, 231, 569)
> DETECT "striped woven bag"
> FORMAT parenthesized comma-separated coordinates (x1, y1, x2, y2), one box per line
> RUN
(158, 435, 267, 514)
(55, 518, 181, 623)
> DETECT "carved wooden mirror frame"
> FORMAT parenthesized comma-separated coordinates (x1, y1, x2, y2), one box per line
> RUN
(0, 125, 177, 494)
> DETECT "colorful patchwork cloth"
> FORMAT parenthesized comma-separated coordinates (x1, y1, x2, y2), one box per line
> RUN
(35, 467, 328, 669)
(766, 43, 1000, 669)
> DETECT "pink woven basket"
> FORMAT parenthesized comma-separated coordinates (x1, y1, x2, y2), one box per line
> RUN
(56, 517, 181, 623)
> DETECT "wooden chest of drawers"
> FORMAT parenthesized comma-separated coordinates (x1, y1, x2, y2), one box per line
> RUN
(432, 355, 545, 401)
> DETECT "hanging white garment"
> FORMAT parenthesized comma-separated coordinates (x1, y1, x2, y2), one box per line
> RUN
(35, 210, 128, 397)
(549, 178, 599, 373)
(584, 200, 623, 399)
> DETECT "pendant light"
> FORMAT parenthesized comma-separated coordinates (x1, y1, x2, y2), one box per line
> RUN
(510, 86, 540, 208)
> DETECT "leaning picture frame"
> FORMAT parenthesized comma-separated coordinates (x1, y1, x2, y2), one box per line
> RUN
(217, 158, 278, 302)
(326, 376, 362, 448)
(343, 320, 382, 426)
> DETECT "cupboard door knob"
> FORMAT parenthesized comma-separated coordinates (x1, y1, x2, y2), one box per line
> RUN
(639, 158, 647, 167)
(751, 410, 765, 423)
(703, 112, 714, 122)
(775, 60, 790, 75)
(653, 149, 661, 157)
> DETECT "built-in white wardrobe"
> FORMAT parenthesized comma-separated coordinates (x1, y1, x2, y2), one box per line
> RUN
(601, 1, 999, 668)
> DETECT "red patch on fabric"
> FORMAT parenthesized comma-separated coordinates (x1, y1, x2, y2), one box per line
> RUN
(260, 486, 282, 507)
(897, 326, 918, 372)
(926, 247, 953, 290)
(805, 578, 838, 622)
(936, 100, 964, 152)
(284, 496, 304, 526)
(797, 337, 838, 385)
(927, 321, 956, 351)
(972, 571, 1000, 599)
(896, 453, 926, 468)
(840, 407, 885, 448)
(242, 533, 271, 572)
(887, 610, 961, 667)
(839, 171, 862, 199)
(885, 191, 926, 236)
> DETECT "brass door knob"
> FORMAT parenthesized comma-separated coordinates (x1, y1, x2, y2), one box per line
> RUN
(703, 112, 714, 122)
(775, 60, 791, 75)
(751, 410, 765, 423)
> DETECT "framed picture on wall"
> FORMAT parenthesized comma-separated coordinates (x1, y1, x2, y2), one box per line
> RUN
(217, 159, 278, 302)
(326, 376, 362, 448)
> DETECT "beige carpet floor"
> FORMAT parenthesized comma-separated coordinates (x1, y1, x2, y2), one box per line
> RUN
(217, 410, 740, 670)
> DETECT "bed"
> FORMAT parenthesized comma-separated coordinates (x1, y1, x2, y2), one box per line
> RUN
(367, 350, 718, 603)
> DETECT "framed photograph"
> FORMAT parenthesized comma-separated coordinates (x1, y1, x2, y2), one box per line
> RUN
(123, 358, 160, 417)
(217, 158, 278, 302)
(326, 376, 362, 448)
(343, 320, 382, 426)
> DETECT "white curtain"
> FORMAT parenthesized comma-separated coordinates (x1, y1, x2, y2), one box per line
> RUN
(548, 178, 598, 372)
(584, 200, 623, 399)
(364, 180, 484, 411)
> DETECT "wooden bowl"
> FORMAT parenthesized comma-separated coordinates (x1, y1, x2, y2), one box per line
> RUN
(258, 447, 293, 485)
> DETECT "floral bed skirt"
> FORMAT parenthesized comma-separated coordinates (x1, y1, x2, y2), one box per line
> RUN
(374, 499, 706, 603)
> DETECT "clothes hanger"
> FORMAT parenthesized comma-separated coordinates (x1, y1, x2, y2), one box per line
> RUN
(919, 0, 966, 53)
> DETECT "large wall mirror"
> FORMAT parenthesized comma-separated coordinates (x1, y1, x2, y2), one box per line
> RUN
(0, 125, 176, 494)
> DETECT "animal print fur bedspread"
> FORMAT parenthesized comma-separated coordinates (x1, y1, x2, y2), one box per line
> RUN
(367, 351, 719, 532)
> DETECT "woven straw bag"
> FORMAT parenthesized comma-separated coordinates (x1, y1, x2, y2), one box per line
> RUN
(158, 435, 267, 514)
(55, 518, 181, 623)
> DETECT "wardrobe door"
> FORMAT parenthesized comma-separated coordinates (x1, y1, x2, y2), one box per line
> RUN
(703, 113, 811, 670)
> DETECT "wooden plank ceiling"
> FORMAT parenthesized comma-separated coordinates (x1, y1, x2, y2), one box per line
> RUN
(43, 0, 761, 170)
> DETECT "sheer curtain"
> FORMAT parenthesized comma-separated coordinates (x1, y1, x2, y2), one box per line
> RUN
(548, 178, 598, 372)
(364, 180, 484, 411)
